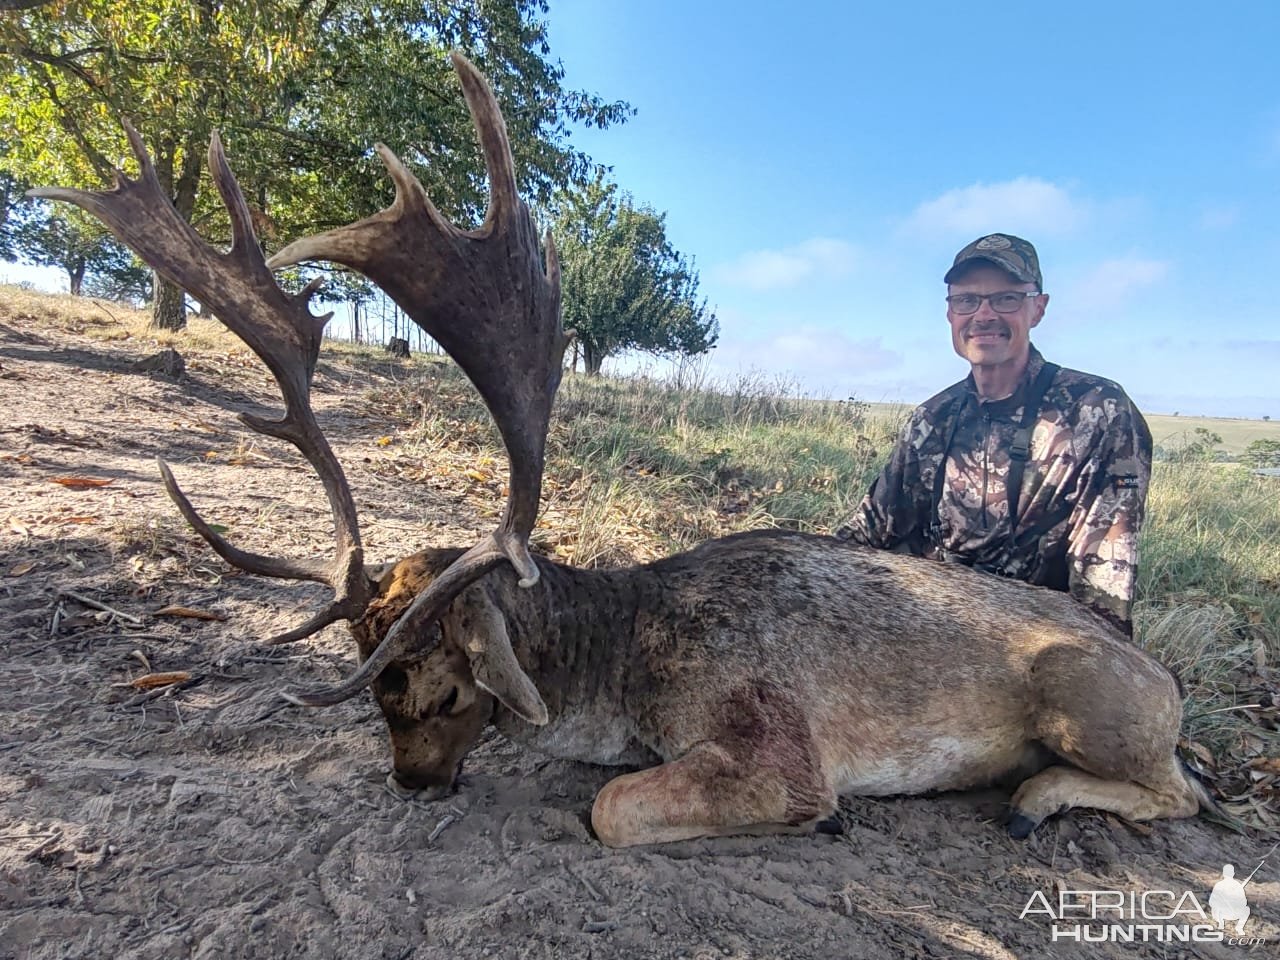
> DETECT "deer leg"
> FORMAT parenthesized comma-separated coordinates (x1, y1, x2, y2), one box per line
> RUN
(590, 741, 836, 848)
(1008, 756, 1201, 838)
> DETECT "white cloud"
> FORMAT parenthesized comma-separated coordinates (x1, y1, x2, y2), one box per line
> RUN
(1070, 257, 1169, 305)
(712, 325, 902, 381)
(709, 238, 857, 292)
(902, 177, 1086, 238)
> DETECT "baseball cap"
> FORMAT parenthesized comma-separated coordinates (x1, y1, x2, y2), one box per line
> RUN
(943, 234, 1042, 290)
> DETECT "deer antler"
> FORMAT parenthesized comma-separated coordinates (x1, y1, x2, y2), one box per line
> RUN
(269, 52, 571, 705)
(29, 126, 375, 645)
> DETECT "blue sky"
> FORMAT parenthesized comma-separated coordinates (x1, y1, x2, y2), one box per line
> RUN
(5, 2, 1276, 418)
(543, 0, 1280, 418)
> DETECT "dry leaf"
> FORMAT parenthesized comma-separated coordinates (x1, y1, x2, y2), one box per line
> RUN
(8, 560, 36, 577)
(1184, 739, 1217, 766)
(464, 469, 491, 483)
(155, 605, 226, 621)
(376, 436, 394, 447)
(53, 516, 98, 525)
(50, 476, 113, 490)
(128, 671, 192, 690)
(1246, 757, 1280, 776)
(9, 521, 30, 536)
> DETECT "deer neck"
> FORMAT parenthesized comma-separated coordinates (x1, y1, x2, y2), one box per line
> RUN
(487, 560, 659, 766)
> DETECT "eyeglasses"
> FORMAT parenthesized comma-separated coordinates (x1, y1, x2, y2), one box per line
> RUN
(945, 291, 1041, 315)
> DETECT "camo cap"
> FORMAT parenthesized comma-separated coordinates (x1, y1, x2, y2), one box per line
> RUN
(944, 233, 1042, 290)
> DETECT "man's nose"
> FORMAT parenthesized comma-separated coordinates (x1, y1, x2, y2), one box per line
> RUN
(973, 298, 1001, 321)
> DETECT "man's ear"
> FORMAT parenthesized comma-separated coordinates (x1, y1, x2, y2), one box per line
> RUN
(455, 585, 549, 726)
(1030, 293, 1049, 327)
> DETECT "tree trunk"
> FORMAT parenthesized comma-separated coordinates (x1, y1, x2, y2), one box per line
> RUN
(67, 258, 86, 297)
(151, 273, 187, 330)
(583, 341, 605, 376)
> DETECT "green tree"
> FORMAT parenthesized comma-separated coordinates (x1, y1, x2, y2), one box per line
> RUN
(7, 199, 144, 296)
(1242, 438, 1280, 469)
(554, 176, 718, 375)
(1, 1, 629, 329)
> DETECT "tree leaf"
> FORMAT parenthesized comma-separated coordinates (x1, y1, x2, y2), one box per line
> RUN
(50, 476, 113, 489)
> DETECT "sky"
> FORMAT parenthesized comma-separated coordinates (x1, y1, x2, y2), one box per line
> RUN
(5, 2, 1277, 418)
(539, 0, 1280, 418)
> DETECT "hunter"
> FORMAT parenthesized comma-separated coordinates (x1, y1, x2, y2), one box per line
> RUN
(836, 233, 1153, 636)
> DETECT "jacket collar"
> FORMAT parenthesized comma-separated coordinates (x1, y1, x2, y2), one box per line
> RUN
(961, 344, 1047, 417)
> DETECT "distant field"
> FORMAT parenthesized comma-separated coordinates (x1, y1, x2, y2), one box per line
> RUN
(1142, 413, 1279, 456)
(865, 402, 1279, 456)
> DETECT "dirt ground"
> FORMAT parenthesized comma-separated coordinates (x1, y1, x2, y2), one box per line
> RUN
(1, 311, 1277, 960)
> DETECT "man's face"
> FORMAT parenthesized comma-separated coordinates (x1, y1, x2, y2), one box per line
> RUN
(946, 264, 1048, 369)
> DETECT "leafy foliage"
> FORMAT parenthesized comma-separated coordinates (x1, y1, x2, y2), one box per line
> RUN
(553, 176, 718, 374)
(1242, 438, 1280, 469)
(1, 0, 631, 327)
(7, 198, 147, 298)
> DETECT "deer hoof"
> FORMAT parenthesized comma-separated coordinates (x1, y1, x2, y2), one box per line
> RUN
(814, 815, 844, 836)
(1007, 812, 1040, 839)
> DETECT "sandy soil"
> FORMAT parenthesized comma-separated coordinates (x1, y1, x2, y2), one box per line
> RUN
(1, 312, 1277, 960)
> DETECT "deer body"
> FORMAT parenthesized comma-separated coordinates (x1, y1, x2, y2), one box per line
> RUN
(365, 530, 1204, 847)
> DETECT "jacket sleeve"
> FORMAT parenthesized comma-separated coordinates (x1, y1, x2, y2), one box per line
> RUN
(1064, 393, 1153, 636)
(835, 409, 928, 551)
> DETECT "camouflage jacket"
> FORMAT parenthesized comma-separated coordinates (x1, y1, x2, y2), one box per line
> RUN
(836, 346, 1152, 635)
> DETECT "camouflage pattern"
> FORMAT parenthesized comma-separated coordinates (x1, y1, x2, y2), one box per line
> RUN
(944, 233, 1042, 288)
(836, 346, 1152, 635)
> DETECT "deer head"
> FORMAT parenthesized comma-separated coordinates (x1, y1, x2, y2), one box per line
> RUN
(31, 54, 570, 720)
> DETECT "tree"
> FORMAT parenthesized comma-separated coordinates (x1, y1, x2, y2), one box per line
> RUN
(1, 1, 630, 329)
(1242, 438, 1280, 469)
(7, 199, 145, 297)
(553, 176, 718, 375)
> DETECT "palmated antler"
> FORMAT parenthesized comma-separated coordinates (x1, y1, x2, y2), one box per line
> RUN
(269, 52, 571, 705)
(29, 127, 375, 645)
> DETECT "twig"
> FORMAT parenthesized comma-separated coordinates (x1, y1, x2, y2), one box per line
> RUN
(58, 590, 144, 626)
(24, 828, 63, 861)
(91, 299, 122, 325)
(428, 815, 456, 843)
(73, 868, 87, 907)
(0, 831, 58, 842)
(49, 602, 65, 637)
(582, 921, 617, 934)
(566, 865, 605, 902)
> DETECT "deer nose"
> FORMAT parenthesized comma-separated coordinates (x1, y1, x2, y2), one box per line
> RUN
(386, 770, 453, 801)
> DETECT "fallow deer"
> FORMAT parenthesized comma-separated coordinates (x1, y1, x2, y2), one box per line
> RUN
(33, 54, 1213, 848)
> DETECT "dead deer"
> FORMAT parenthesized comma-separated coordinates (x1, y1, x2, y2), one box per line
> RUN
(33, 54, 1213, 848)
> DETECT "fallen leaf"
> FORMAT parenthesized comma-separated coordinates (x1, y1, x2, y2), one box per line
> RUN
(50, 476, 113, 490)
(53, 516, 98, 525)
(1246, 757, 1280, 776)
(9, 521, 31, 536)
(154, 605, 227, 621)
(8, 560, 36, 576)
(376, 436, 394, 447)
(127, 671, 192, 690)
(1183, 739, 1217, 766)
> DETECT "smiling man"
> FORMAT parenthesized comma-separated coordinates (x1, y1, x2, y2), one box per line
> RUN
(836, 234, 1153, 636)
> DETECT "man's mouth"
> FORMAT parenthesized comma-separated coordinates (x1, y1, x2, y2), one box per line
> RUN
(967, 328, 1008, 342)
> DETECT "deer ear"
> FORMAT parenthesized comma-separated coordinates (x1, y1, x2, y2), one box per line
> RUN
(457, 587, 548, 726)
